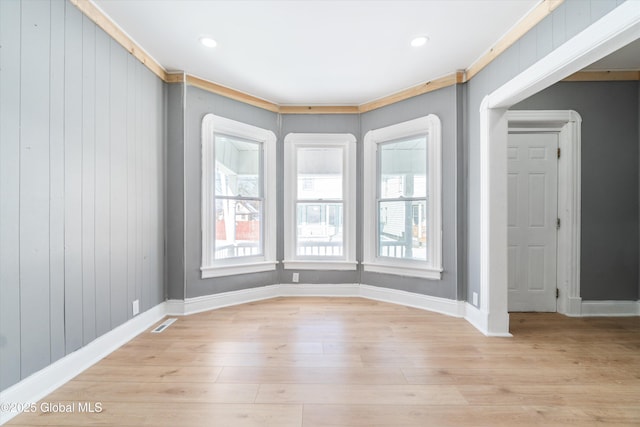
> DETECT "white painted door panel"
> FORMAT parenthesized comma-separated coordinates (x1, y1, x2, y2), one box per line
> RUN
(508, 132, 558, 312)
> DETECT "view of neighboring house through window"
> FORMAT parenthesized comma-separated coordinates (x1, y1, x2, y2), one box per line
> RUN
(284, 133, 357, 270)
(296, 146, 344, 257)
(378, 135, 427, 261)
(214, 134, 263, 259)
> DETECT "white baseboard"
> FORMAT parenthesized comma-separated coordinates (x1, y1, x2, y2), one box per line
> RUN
(168, 283, 465, 319)
(464, 303, 512, 337)
(464, 302, 488, 334)
(359, 284, 465, 318)
(579, 300, 640, 317)
(166, 285, 279, 316)
(279, 283, 361, 297)
(0, 302, 168, 425)
(562, 296, 583, 316)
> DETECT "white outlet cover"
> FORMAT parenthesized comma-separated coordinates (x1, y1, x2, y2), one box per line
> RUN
(132, 299, 140, 316)
(472, 292, 478, 307)
(292, 273, 299, 283)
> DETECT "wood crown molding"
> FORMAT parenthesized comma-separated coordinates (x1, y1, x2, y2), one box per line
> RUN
(562, 70, 640, 81)
(185, 75, 280, 113)
(359, 72, 465, 113)
(279, 106, 361, 115)
(69, 0, 168, 81)
(165, 73, 186, 83)
(466, 0, 564, 80)
(75, 0, 640, 114)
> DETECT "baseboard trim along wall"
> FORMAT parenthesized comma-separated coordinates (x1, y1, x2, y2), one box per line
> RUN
(4, 285, 638, 425)
(0, 303, 168, 425)
(166, 283, 465, 319)
(463, 302, 513, 338)
(579, 300, 640, 317)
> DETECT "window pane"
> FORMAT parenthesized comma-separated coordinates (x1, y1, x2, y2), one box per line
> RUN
(379, 136, 427, 199)
(296, 202, 343, 257)
(215, 199, 262, 259)
(378, 200, 427, 260)
(215, 135, 261, 197)
(297, 147, 343, 199)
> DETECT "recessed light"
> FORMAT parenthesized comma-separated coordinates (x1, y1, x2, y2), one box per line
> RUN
(410, 36, 429, 47)
(199, 37, 217, 48)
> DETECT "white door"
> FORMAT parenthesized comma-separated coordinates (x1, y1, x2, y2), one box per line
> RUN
(507, 132, 558, 312)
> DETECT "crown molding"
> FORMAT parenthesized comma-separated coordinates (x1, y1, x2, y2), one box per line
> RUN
(562, 70, 640, 81)
(279, 105, 361, 114)
(72, 0, 592, 114)
(358, 71, 465, 113)
(185, 75, 280, 112)
(69, 0, 168, 81)
(466, 0, 564, 80)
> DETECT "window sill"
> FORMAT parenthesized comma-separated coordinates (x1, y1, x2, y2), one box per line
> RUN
(362, 262, 442, 280)
(201, 261, 277, 279)
(283, 260, 358, 271)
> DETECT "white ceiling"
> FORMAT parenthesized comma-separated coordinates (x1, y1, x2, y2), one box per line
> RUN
(94, 0, 541, 105)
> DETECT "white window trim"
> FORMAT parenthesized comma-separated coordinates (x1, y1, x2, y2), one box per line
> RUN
(363, 114, 443, 280)
(201, 114, 277, 278)
(283, 133, 357, 271)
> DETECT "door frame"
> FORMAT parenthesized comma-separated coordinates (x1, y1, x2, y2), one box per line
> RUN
(507, 110, 582, 315)
(477, 2, 640, 336)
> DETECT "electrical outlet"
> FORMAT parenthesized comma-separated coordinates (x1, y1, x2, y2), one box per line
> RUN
(132, 299, 140, 316)
(292, 272, 299, 283)
(472, 292, 478, 307)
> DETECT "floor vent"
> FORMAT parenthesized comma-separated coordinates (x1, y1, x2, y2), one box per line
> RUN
(151, 318, 177, 333)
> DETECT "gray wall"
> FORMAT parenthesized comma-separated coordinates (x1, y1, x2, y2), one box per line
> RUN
(465, 0, 628, 307)
(181, 87, 280, 298)
(513, 81, 639, 301)
(166, 83, 185, 299)
(0, 0, 165, 392)
(361, 85, 462, 299)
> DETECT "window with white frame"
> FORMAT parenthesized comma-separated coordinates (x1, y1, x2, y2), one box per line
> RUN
(363, 115, 442, 279)
(201, 114, 277, 278)
(284, 133, 357, 270)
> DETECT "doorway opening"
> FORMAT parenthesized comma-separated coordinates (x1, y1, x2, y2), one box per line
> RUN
(478, 2, 638, 335)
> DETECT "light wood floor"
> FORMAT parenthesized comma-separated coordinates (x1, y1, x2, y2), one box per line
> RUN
(8, 297, 640, 426)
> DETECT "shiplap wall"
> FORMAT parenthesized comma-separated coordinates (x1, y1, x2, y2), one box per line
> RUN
(0, 0, 165, 391)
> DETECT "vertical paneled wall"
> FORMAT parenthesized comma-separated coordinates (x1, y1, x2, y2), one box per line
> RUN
(0, 0, 165, 392)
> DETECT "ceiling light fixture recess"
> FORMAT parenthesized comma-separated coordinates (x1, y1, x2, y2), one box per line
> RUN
(199, 37, 217, 48)
(410, 36, 429, 47)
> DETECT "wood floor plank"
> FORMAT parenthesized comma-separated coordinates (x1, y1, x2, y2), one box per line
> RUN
(302, 404, 640, 427)
(8, 402, 302, 427)
(102, 350, 364, 368)
(255, 384, 467, 405)
(217, 366, 408, 385)
(46, 381, 259, 404)
(401, 366, 639, 385)
(7, 297, 640, 426)
(73, 365, 222, 383)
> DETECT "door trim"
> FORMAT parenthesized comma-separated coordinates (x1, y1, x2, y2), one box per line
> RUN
(508, 110, 582, 315)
